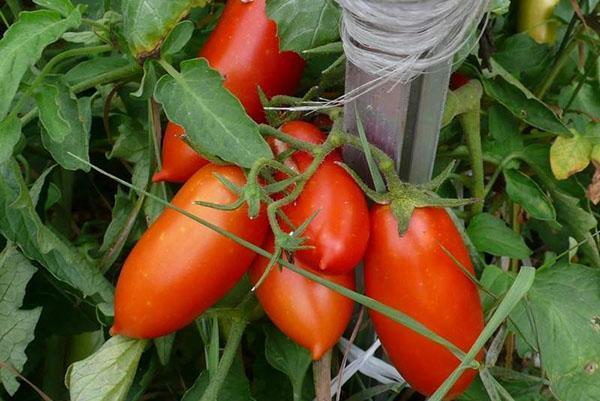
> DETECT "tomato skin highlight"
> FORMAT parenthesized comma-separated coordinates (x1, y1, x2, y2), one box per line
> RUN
(112, 164, 269, 339)
(249, 236, 355, 360)
(364, 206, 484, 398)
(278, 121, 370, 275)
(153, 0, 305, 183)
(152, 122, 209, 183)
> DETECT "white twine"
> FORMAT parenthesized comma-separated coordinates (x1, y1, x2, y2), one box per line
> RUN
(266, 0, 491, 112)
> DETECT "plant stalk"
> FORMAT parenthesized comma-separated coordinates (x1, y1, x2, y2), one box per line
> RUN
(199, 301, 251, 401)
(313, 351, 332, 401)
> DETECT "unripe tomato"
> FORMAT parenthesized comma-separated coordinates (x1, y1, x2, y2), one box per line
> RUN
(152, 122, 208, 183)
(249, 236, 355, 360)
(518, 0, 560, 44)
(364, 206, 484, 398)
(153, 0, 305, 183)
(277, 121, 370, 275)
(112, 164, 269, 338)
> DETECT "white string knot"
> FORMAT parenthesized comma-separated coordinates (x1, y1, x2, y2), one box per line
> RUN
(337, 0, 490, 83)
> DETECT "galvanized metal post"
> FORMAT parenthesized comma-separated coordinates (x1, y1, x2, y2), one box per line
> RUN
(343, 60, 452, 184)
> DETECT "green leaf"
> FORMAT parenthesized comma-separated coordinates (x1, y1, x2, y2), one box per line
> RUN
(0, 159, 114, 306)
(558, 83, 600, 119)
(504, 169, 556, 221)
(467, 213, 532, 259)
(550, 133, 592, 180)
(511, 262, 600, 401)
(480, 265, 514, 314)
(267, 0, 340, 54)
(122, 0, 207, 58)
(154, 334, 174, 366)
(107, 115, 148, 164)
(494, 33, 551, 76)
(0, 115, 22, 163)
(160, 19, 194, 58)
(484, 104, 524, 160)
(35, 76, 91, 171)
(67, 336, 147, 401)
(29, 164, 57, 207)
(33, 0, 76, 16)
(518, 144, 600, 267)
(0, 9, 81, 120)
(131, 60, 158, 100)
(154, 59, 272, 167)
(482, 60, 569, 135)
(0, 247, 42, 396)
(65, 56, 132, 86)
(490, 0, 511, 15)
(98, 188, 140, 257)
(181, 355, 254, 401)
(264, 325, 311, 400)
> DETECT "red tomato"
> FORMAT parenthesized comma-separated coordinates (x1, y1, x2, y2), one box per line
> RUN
(112, 164, 269, 338)
(152, 122, 208, 183)
(249, 236, 355, 360)
(364, 207, 484, 398)
(277, 121, 369, 275)
(153, 0, 305, 183)
(450, 73, 470, 90)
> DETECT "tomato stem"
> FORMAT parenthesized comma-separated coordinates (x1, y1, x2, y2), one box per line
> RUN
(313, 350, 332, 401)
(198, 316, 248, 401)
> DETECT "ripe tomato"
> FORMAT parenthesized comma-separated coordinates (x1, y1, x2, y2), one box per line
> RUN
(518, 0, 560, 44)
(364, 206, 484, 398)
(112, 164, 269, 338)
(152, 122, 208, 183)
(249, 236, 355, 360)
(153, 0, 305, 183)
(276, 121, 370, 275)
(449, 73, 470, 90)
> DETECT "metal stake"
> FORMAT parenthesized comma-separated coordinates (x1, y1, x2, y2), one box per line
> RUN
(343, 60, 452, 184)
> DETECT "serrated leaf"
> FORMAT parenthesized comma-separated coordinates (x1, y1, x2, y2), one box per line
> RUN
(122, 0, 207, 58)
(0, 8, 81, 120)
(0, 115, 22, 164)
(264, 325, 311, 398)
(33, 0, 76, 16)
(67, 336, 147, 401)
(482, 59, 569, 135)
(154, 59, 272, 167)
(0, 247, 42, 396)
(467, 213, 532, 259)
(550, 134, 592, 180)
(161, 19, 194, 58)
(511, 262, 600, 401)
(267, 0, 340, 53)
(504, 169, 556, 221)
(35, 77, 91, 171)
(0, 159, 114, 306)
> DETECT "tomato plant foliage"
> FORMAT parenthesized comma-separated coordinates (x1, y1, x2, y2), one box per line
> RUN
(0, 0, 599, 401)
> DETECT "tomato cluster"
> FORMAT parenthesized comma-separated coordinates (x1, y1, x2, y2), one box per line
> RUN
(112, 0, 485, 397)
